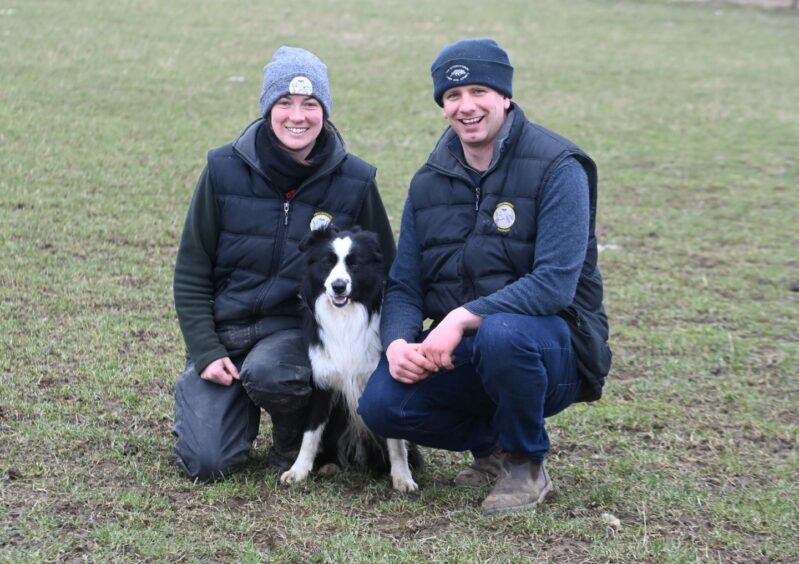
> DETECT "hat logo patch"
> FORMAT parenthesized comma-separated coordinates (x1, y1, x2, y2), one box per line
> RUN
(309, 212, 332, 231)
(445, 64, 470, 82)
(289, 76, 313, 96)
(493, 202, 516, 232)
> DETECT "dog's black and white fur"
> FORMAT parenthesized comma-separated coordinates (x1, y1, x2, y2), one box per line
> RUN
(279, 225, 418, 492)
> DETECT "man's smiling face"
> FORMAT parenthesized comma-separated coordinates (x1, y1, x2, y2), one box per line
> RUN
(442, 84, 510, 152)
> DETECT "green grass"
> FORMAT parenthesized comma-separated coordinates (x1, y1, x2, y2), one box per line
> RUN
(2, 0, 798, 561)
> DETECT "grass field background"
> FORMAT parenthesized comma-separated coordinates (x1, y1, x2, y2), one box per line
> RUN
(2, 0, 798, 561)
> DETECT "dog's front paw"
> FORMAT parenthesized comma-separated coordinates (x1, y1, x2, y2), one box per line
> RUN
(391, 474, 418, 493)
(280, 466, 310, 485)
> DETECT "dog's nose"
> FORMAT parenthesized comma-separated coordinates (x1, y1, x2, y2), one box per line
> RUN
(331, 279, 348, 295)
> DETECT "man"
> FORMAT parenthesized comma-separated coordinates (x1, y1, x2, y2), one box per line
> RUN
(358, 38, 611, 515)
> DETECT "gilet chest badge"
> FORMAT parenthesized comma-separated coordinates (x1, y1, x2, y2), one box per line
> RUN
(493, 202, 516, 232)
(310, 212, 332, 231)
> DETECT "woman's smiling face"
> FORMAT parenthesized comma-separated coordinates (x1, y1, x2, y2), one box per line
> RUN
(269, 94, 324, 161)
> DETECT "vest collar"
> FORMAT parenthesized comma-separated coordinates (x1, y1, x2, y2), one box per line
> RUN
(232, 118, 348, 187)
(428, 103, 526, 179)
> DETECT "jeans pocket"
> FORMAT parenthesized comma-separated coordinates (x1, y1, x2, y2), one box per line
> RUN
(218, 324, 254, 357)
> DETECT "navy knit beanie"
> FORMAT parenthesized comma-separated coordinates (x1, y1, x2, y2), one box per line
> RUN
(430, 38, 513, 107)
(259, 46, 332, 117)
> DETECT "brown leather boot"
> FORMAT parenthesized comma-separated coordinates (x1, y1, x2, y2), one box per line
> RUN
(453, 451, 503, 487)
(480, 453, 554, 515)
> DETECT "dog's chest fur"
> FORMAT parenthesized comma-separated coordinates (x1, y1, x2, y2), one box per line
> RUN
(309, 295, 381, 425)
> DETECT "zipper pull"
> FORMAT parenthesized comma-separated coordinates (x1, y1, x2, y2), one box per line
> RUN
(475, 186, 481, 211)
(283, 201, 290, 225)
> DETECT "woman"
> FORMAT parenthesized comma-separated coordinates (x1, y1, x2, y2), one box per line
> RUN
(172, 46, 395, 481)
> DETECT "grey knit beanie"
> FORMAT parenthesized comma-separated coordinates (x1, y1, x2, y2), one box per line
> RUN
(259, 46, 332, 117)
(431, 38, 513, 107)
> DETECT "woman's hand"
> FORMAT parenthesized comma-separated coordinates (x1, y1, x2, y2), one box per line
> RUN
(200, 357, 240, 386)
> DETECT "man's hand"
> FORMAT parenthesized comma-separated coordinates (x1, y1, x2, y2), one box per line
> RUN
(386, 339, 439, 384)
(200, 357, 240, 386)
(421, 307, 483, 370)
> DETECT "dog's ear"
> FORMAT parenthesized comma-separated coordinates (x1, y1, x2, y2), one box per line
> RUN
(299, 228, 324, 253)
(298, 231, 313, 253)
(353, 229, 383, 264)
(299, 222, 339, 252)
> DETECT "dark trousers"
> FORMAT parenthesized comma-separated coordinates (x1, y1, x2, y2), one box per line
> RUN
(358, 314, 580, 462)
(172, 328, 311, 481)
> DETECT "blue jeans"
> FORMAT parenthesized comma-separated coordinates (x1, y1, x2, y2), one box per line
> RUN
(358, 314, 580, 462)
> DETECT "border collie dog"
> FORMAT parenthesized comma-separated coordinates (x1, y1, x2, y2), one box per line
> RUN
(279, 225, 419, 492)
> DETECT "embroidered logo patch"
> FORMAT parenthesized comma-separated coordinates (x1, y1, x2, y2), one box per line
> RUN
(309, 212, 332, 231)
(445, 64, 470, 82)
(493, 202, 516, 232)
(289, 76, 313, 96)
